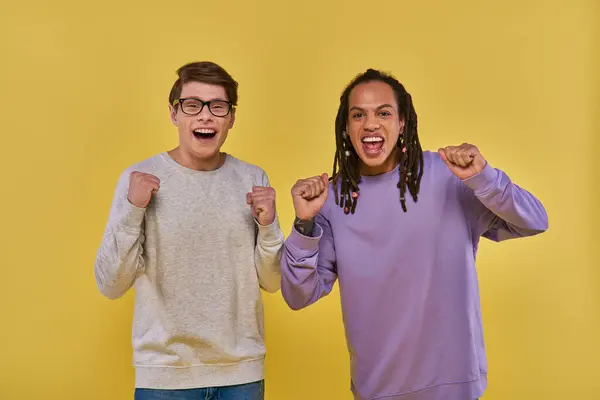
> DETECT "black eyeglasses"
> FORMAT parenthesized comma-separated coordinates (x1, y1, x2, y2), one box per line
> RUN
(172, 98, 233, 117)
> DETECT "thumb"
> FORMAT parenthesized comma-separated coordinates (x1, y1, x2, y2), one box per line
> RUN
(438, 149, 453, 168)
(320, 173, 329, 185)
(246, 193, 252, 204)
(437, 148, 447, 161)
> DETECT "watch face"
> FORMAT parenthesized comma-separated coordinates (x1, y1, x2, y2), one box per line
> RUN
(294, 218, 314, 236)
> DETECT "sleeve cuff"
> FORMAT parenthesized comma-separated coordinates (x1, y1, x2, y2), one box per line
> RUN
(287, 223, 323, 252)
(461, 162, 499, 196)
(120, 199, 146, 230)
(256, 218, 284, 243)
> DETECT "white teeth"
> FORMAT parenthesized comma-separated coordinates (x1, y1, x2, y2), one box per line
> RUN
(194, 129, 216, 134)
(362, 136, 383, 143)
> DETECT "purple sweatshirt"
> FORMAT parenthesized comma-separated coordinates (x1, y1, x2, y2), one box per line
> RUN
(280, 151, 548, 400)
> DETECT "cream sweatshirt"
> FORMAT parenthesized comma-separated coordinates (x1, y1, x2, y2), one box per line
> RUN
(94, 152, 284, 389)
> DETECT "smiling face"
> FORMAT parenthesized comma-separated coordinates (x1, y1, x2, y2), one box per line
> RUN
(347, 80, 405, 176)
(169, 81, 235, 169)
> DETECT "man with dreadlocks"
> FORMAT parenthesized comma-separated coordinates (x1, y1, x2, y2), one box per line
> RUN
(280, 69, 548, 400)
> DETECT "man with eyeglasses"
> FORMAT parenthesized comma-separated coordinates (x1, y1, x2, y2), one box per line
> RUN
(94, 61, 283, 400)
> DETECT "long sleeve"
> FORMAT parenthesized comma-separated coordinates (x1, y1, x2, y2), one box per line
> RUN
(280, 212, 338, 310)
(254, 219, 284, 293)
(94, 170, 146, 299)
(460, 162, 549, 242)
(253, 170, 284, 293)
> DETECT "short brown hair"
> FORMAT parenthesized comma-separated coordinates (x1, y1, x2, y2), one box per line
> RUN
(168, 61, 239, 106)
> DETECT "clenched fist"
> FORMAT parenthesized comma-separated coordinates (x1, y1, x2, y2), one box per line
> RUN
(247, 186, 277, 226)
(291, 173, 329, 220)
(127, 171, 160, 208)
(438, 143, 487, 180)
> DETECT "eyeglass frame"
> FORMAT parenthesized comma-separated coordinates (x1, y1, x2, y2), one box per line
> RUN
(172, 97, 234, 117)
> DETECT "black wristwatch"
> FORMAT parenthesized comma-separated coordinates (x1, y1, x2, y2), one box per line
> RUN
(294, 217, 315, 237)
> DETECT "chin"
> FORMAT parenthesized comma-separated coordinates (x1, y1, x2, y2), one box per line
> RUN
(181, 145, 213, 161)
(193, 149, 220, 160)
(357, 149, 399, 175)
(358, 152, 388, 167)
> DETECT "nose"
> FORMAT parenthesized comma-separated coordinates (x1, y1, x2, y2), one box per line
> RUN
(364, 112, 380, 131)
(196, 105, 213, 121)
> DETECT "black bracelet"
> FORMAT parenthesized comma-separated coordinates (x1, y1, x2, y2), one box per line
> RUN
(294, 217, 315, 237)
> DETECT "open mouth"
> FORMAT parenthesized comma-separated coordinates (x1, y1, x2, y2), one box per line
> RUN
(193, 128, 217, 140)
(361, 136, 384, 156)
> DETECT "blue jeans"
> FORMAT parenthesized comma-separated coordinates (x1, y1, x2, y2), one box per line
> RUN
(134, 380, 264, 400)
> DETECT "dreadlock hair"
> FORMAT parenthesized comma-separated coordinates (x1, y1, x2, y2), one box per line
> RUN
(332, 68, 424, 214)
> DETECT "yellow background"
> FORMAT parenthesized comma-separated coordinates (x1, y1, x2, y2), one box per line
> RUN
(1, 0, 598, 399)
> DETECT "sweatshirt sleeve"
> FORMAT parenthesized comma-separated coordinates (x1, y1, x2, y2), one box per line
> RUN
(253, 170, 285, 293)
(280, 212, 338, 310)
(94, 170, 146, 299)
(460, 162, 549, 242)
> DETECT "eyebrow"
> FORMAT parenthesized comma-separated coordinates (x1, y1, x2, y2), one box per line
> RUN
(181, 96, 229, 102)
(349, 104, 395, 112)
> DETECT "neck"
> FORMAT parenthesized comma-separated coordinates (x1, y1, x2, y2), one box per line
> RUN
(168, 147, 225, 171)
(360, 148, 399, 176)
